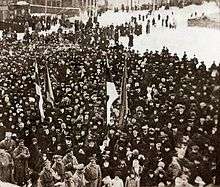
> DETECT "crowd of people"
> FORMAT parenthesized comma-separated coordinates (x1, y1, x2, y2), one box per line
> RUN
(5, 13, 58, 31)
(2, 13, 72, 40)
(2, 6, 178, 46)
(0, 8, 219, 187)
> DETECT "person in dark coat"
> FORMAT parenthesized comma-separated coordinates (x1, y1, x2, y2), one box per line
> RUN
(152, 18, 156, 26)
(0, 149, 13, 183)
(146, 21, 150, 34)
(125, 171, 140, 187)
(28, 138, 42, 171)
(13, 139, 30, 186)
(84, 157, 102, 187)
(128, 34, 134, 48)
(139, 15, 141, 20)
(142, 169, 157, 187)
(165, 16, 169, 27)
(52, 155, 65, 181)
(63, 149, 78, 173)
(39, 160, 61, 187)
(0, 131, 16, 154)
(158, 14, 161, 20)
(114, 31, 119, 45)
(72, 164, 87, 187)
(101, 159, 114, 178)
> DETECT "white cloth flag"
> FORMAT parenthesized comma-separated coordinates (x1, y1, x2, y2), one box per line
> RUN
(35, 62, 45, 122)
(106, 61, 119, 125)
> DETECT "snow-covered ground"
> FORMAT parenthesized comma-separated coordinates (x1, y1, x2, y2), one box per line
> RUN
(120, 26, 220, 66)
(99, 2, 220, 66)
(98, 2, 219, 26)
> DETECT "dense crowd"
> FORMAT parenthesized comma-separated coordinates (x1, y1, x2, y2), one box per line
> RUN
(0, 11, 219, 187)
(2, 14, 72, 40)
(5, 14, 58, 30)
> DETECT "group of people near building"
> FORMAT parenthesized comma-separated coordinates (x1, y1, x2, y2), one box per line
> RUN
(0, 8, 219, 187)
(2, 6, 178, 49)
(2, 14, 71, 40)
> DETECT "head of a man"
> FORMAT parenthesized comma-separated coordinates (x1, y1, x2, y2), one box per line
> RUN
(5, 132, 12, 140)
(89, 157, 96, 165)
(18, 139, 25, 148)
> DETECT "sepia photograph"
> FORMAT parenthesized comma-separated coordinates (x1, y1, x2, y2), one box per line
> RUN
(0, 0, 220, 186)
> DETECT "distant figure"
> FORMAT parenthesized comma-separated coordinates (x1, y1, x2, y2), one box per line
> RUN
(152, 18, 156, 26)
(195, 12, 197, 17)
(165, 16, 169, 27)
(114, 31, 119, 45)
(128, 34, 134, 48)
(146, 21, 150, 34)
(158, 14, 161, 20)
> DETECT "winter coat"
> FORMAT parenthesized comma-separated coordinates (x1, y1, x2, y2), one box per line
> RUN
(125, 176, 140, 187)
(13, 146, 30, 184)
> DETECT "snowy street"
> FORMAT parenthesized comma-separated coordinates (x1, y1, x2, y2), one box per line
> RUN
(119, 26, 220, 66)
(61, 2, 220, 65)
(99, 2, 220, 66)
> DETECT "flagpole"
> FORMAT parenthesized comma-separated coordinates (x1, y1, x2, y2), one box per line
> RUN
(106, 54, 110, 127)
(46, 62, 55, 108)
(105, 55, 110, 145)
(118, 56, 128, 129)
(105, 56, 108, 127)
(34, 62, 45, 122)
(106, 53, 120, 127)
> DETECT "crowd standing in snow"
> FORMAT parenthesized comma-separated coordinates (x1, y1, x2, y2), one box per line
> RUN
(0, 10, 219, 187)
(1, 7, 178, 48)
